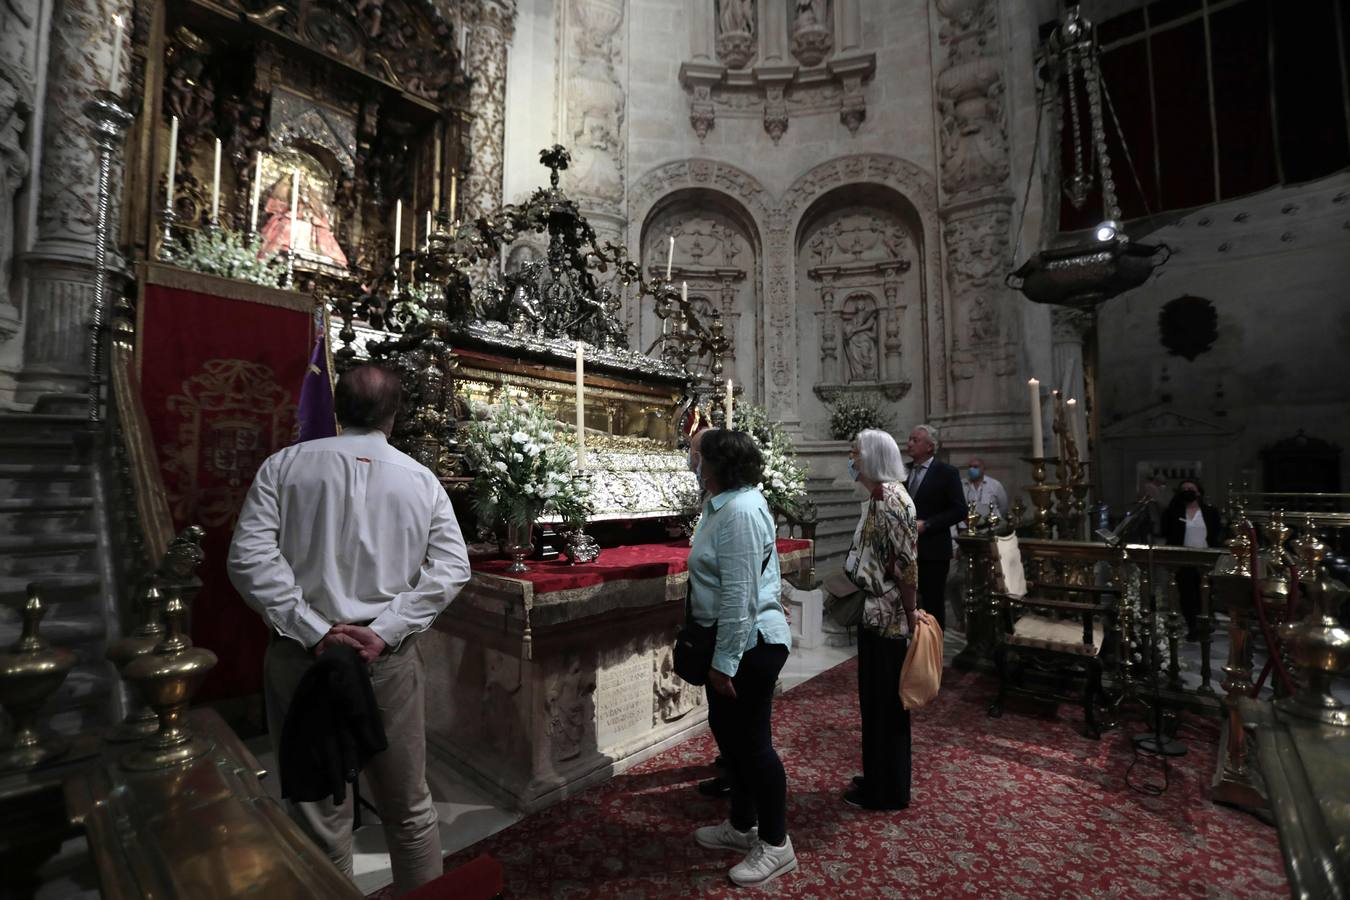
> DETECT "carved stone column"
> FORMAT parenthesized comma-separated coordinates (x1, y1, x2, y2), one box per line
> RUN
(881, 264, 904, 382)
(560, 0, 627, 244)
(463, 0, 517, 221)
(18, 0, 131, 400)
(933, 0, 1020, 419)
(0, 0, 46, 375)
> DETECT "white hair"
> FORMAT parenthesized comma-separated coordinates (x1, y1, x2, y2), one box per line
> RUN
(855, 429, 907, 483)
(913, 423, 940, 452)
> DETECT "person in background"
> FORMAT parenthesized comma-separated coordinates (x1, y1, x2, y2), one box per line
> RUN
(903, 424, 966, 632)
(228, 365, 471, 896)
(688, 429, 797, 888)
(842, 429, 918, 811)
(1162, 477, 1224, 641)
(962, 456, 1009, 522)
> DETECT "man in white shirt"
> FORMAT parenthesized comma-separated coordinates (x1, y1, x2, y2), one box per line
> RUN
(228, 364, 470, 895)
(962, 457, 1009, 522)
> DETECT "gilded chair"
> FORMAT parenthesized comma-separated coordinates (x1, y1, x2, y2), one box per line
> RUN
(986, 533, 1116, 739)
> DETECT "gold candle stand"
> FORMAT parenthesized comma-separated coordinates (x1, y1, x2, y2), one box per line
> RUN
(1022, 456, 1059, 539)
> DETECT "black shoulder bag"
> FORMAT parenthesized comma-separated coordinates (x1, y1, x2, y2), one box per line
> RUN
(673, 547, 773, 686)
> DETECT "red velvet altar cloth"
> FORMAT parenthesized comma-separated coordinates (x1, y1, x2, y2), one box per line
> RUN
(472, 538, 812, 594)
(138, 272, 312, 700)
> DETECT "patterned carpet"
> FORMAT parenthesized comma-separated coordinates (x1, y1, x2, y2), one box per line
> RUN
(389, 659, 1287, 898)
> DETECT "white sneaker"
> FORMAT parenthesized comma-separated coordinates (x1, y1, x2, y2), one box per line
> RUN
(694, 819, 758, 852)
(729, 835, 798, 887)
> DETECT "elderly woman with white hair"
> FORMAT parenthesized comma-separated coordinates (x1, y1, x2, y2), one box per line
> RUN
(840, 428, 919, 810)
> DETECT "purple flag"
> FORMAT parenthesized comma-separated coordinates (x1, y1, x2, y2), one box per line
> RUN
(296, 328, 336, 442)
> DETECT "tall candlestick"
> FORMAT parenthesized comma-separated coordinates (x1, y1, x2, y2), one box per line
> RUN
(165, 116, 179, 211)
(108, 15, 124, 95)
(249, 153, 264, 233)
(288, 168, 300, 254)
(1028, 377, 1043, 458)
(448, 175, 457, 220)
(575, 343, 586, 467)
(725, 380, 734, 430)
(210, 138, 222, 224)
(666, 236, 674, 280)
(393, 198, 403, 276)
(1067, 397, 1086, 457)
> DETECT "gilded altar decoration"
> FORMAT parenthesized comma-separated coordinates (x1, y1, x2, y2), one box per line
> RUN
(162, 359, 297, 528)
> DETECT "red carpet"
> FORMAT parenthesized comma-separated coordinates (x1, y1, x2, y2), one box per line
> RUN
(382, 659, 1286, 898)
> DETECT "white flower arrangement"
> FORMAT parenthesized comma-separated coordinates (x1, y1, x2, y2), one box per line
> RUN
(165, 226, 287, 286)
(732, 403, 814, 522)
(461, 399, 592, 528)
(826, 393, 893, 441)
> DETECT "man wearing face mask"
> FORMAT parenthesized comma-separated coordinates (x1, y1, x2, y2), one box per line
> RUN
(962, 457, 1009, 522)
(902, 424, 966, 633)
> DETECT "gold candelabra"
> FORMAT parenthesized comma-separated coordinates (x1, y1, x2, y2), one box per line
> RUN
(1022, 456, 1059, 538)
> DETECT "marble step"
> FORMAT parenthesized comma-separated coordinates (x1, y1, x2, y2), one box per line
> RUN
(0, 572, 103, 605)
(0, 496, 97, 536)
(0, 532, 100, 578)
(0, 463, 92, 501)
(0, 435, 82, 464)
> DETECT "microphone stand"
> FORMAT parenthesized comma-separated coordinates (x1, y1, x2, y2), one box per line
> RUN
(1132, 528, 1186, 758)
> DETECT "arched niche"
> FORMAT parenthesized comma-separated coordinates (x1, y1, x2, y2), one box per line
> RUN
(636, 187, 764, 404)
(792, 183, 927, 437)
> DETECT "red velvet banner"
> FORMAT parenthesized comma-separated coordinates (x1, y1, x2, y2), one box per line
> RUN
(471, 538, 813, 594)
(139, 279, 312, 700)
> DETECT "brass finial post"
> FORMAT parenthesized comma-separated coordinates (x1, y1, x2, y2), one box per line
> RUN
(121, 591, 218, 770)
(0, 585, 77, 772)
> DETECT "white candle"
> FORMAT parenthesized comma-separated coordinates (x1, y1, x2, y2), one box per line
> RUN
(288, 168, 300, 254)
(425, 210, 432, 248)
(1028, 377, 1044, 458)
(575, 343, 586, 467)
(393, 198, 403, 276)
(665, 236, 674, 280)
(249, 153, 264, 233)
(448, 175, 457, 219)
(108, 15, 124, 95)
(165, 116, 179, 212)
(681, 280, 687, 304)
(210, 138, 222, 224)
(725, 379, 734, 430)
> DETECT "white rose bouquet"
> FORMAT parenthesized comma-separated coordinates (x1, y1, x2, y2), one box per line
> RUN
(462, 400, 592, 528)
(732, 403, 814, 523)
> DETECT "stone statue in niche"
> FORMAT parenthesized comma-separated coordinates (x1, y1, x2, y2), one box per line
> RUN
(544, 654, 594, 763)
(840, 293, 880, 383)
(0, 72, 29, 316)
(791, 0, 833, 67)
(717, 0, 756, 68)
(257, 158, 349, 268)
(654, 646, 701, 724)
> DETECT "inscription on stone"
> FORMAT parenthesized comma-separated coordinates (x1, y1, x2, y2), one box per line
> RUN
(596, 653, 653, 750)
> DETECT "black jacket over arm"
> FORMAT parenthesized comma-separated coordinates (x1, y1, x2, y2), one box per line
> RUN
(911, 459, 967, 561)
(279, 644, 388, 804)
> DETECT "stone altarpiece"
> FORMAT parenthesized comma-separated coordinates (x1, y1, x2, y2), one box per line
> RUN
(801, 205, 915, 416)
(640, 198, 758, 399)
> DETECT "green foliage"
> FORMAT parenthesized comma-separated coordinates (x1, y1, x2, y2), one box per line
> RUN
(826, 394, 893, 441)
(165, 227, 287, 286)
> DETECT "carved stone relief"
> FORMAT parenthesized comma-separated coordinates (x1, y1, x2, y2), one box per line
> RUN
(802, 208, 914, 409)
(716, 0, 756, 69)
(641, 201, 755, 390)
(0, 66, 32, 337)
(561, 0, 626, 219)
(934, 0, 1020, 415)
(654, 645, 702, 723)
(463, 0, 516, 220)
(678, 0, 873, 141)
(780, 155, 944, 423)
(791, 0, 833, 67)
(543, 653, 595, 763)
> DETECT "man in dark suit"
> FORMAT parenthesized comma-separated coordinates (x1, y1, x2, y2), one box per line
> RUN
(903, 424, 966, 633)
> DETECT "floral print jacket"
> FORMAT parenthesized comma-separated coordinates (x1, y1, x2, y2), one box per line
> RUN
(843, 481, 919, 638)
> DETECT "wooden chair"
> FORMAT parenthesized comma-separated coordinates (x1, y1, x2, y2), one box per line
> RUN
(985, 533, 1117, 739)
